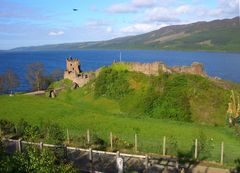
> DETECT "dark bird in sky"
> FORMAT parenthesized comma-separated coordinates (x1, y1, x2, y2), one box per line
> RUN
(73, 9, 78, 11)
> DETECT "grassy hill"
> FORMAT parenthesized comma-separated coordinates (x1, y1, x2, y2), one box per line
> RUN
(1, 64, 240, 165)
(91, 63, 240, 125)
(11, 17, 240, 52)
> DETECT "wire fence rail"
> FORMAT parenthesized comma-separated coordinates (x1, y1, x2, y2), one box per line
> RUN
(65, 129, 240, 166)
(2, 138, 180, 173)
(2, 127, 240, 172)
(3, 134, 240, 172)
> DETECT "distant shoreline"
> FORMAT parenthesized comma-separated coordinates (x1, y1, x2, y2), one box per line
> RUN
(2, 49, 240, 54)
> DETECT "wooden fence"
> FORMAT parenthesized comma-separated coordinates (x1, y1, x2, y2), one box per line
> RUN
(68, 129, 226, 165)
(2, 138, 181, 173)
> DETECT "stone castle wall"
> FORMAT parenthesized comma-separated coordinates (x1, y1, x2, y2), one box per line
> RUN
(130, 62, 172, 75)
(172, 62, 208, 77)
(127, 61, 208, 77)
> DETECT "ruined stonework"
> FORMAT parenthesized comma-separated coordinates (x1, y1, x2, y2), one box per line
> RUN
(126, 61, 208, 77)
(172, 62, 208, 77)
(64, 58, 208, 88)
(64, 57, 95, 87)
(130, 62, 172, 75)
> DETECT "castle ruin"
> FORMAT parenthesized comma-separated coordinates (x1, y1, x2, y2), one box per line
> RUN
(64, 57, 208, 88)
(128, 61, 208, 77)
(64, 57, 94, 87)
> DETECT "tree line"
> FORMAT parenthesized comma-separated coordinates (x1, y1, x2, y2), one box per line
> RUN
(0, 62, 63, 94)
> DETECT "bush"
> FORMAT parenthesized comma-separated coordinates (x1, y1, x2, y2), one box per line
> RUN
(0, 119, 15, 137)
(112, 136, 134, 151)
(16, 119, 41, 141)
(94, 68, 131, 99)
(197, 131, 214, 160)
(43, 122, 65, 145)
(151, 75, 192, 121)
(0, 145, 78, 173)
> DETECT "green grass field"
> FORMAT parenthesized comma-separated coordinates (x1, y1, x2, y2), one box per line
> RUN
(0, 88, 240, 166)
(1, 64, 240, 167)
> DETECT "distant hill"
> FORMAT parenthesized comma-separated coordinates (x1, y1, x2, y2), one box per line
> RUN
(11, 17, 240, 52)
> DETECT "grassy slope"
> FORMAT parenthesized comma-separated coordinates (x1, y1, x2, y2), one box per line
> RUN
(1, 72, 240, 165)
(105, 67, 240, 125)
(158, 25, 240, 51)
(0, 92, 240, 164)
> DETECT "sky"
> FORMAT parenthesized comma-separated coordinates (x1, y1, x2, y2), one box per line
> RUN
(0, 0, 239, 50)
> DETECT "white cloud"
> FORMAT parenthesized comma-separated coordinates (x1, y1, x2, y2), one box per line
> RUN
(106, 0, 156, 13)
(106, 27, 113, 33)
(218, 0, 239, 15)
(131, 0, 156, 7)
(107, 3, 137, 13)
(189, 0, 238, 20)
(145, 7, 181, 23)
(120, 23, 167, 34)
(85, 20, 107, 28)
(48, 31, 64, 36)
(176, 5, 191, 14)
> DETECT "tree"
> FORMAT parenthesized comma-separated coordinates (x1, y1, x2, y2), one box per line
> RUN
(27, 62, 45, 91)
(3, 69, 20, 94)
(50, 69, 63, 82)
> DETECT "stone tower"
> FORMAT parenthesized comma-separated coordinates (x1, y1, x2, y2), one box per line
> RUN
(64, 57, 94, 87)
(66, 57, 81, 74)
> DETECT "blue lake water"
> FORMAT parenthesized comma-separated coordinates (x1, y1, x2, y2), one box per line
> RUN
(0, 50, 239, 92)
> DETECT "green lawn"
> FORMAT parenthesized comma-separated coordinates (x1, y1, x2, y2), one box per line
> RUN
(0, 89, 240, 166)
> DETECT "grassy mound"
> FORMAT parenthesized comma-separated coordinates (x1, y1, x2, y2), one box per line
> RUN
(92, 63, 240, 125)
(1, 63, 240, 165)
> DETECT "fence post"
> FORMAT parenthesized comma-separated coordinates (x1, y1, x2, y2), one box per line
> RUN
(89, 148, 93, 161)
(39, 142, 43, 150)
(116, 151, 120, 158)
(135, 134, 138, 152)
(89, 148, 93, 173)
(87, 129, 90, 144)
(110, 132, 113, 150)
(176, 158, 179, 171)
(116, 151, 123, 173)
(163, 136, 166, 156)
(67, 129, 70, 145)
(17, 139, 22, 153)
(220, 142, 224, 165)
(194, 139, 198, 159)
(145, 154, 149, 171)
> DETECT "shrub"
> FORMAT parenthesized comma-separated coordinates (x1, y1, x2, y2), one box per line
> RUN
(150, 75, 192, 122)
(94, 68, 131, 99)
(0, 145, 78, 173)
(43, 122, 65, 145)
(197, 131, 214, 160)
(23, 125, 41, 142)
(0, 119, 15, 137)
(112, 136, 134, 151)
